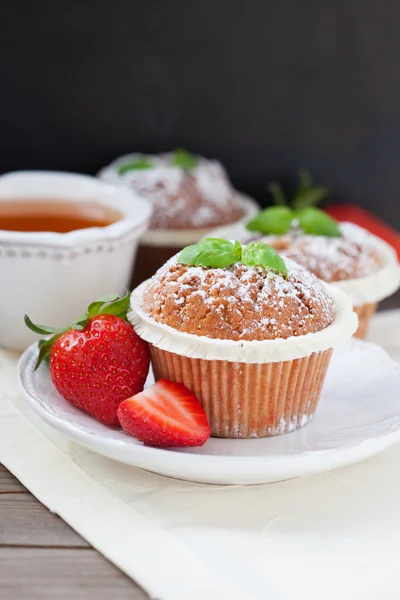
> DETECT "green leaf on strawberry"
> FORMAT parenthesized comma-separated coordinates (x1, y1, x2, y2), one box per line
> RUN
(24, 291, 132, 370)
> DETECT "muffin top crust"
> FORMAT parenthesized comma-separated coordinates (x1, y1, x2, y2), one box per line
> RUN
(260, 223, 381, 282)
(104, 153, 244, 230)
(142, 257, 335, 341)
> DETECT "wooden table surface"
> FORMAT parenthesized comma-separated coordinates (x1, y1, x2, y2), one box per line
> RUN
(0, 464, 148, 600)
(1, 292, 399, 599)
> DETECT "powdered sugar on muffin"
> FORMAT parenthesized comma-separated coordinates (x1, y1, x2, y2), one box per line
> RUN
(107, 153, 244, 230)
(142, 257, 334, 341)
(260, 222, 381, 282)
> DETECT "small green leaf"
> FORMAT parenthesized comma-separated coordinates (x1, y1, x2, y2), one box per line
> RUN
(268, 182, 287, 206)
(35, 333, 62, 370)
(292, 186, 329, 211)
(178, 238, 240, 268)
(38, 339, 51, 365)
(246, 206, 294, 235)
(87, 294, 120, 318)
(242, 242, 288, 278)
(234, 240, 242, 261)
(296, 207, 341, 237)
(100, 291, 131, 317)
(296, 169, 313, 195)
(170, 148, 198, 170)
(118, 158, 153, 175)
(24, 315, 65, 336)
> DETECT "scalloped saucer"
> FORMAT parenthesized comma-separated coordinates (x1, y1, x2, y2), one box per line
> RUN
(18, 339, 400, 485)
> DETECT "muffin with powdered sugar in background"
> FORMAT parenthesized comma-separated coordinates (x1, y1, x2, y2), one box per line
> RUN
(208, 172, 400, 338)
(99, 149, 258, 287)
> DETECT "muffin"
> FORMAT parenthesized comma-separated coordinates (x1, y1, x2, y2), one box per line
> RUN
(98, 150, 259, 287)
(209, 212, 400, 339)
(129, 239, 357, 438)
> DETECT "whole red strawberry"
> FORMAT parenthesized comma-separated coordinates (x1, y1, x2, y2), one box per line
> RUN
(25, 293, 150, 425)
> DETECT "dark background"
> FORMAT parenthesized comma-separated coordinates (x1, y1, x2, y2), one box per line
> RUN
(1, 1, 400, 226)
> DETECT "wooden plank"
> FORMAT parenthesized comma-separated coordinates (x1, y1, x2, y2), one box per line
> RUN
(0, 464, 27, 493)
(0, 493, 88, 548)
(0, 547, 148, 600)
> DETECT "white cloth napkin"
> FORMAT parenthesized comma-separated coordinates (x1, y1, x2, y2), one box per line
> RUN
(1, 310, 400, 600)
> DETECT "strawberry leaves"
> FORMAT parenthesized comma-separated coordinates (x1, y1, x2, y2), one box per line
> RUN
(25, 291, 132, 369)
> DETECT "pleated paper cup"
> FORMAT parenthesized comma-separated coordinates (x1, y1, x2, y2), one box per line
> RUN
(353, 303, 378, 339)
(129, 284, 357, 438)
(333, 238, 399, 339)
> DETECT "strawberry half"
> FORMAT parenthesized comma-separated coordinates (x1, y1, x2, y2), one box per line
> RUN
(117, 379, 211, 448)
(25, 293, 150, 426)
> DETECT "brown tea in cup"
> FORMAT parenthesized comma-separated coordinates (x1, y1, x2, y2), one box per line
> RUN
(0, 199, 122, 233)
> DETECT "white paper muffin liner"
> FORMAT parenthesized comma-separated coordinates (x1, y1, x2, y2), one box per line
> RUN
(332, 238, 400, 306)
(206, 221, 400, 307)
(128, 282, 357, 364)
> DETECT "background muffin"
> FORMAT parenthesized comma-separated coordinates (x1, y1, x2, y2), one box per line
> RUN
(209, 208, 400, 338)
(99, 150, 258, 286)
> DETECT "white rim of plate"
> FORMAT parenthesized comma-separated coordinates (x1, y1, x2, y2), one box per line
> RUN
(128, 281, 358, 363)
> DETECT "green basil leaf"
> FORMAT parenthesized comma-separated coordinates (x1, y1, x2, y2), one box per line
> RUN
(242, 242, 288, 278)
(246, 206, 294, 234)
(296, 169, 313, 195)
(178, 238, 240, 268)
(234, 240, 243, 261)
(296, 207, 341, 237)
(118, 158, 153, 175)
(170, 148, 198, 170)
(292, 186, 329, 211)
(268, 182, 287, 206)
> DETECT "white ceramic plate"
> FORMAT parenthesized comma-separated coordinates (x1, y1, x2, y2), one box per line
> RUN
(18, 339, 400, 485)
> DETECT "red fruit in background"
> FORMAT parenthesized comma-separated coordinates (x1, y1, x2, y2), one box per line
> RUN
(25, 293, 150, 425)
(117, 379, 210, 448)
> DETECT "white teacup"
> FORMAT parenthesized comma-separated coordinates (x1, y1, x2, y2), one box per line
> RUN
(0, 171, 152, 351)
